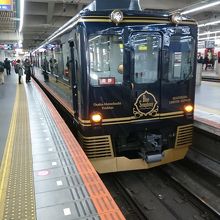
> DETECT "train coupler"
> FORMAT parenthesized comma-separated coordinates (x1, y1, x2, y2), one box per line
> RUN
(139, 150, 163, 163)
(139, 134, 163, 163)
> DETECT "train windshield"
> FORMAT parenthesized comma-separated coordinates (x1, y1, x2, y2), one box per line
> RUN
(167, 36, 195, 81)
(89, 35, 123, 86)
(130, 33, 161, 84)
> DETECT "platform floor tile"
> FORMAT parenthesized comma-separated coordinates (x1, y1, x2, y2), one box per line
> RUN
(25, 84, 100, 219)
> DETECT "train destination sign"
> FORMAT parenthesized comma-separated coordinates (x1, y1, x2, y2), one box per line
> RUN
(0, 0, 12, 11)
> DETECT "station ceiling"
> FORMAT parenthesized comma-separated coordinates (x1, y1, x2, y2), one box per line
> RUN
(1, 0, 220, 50)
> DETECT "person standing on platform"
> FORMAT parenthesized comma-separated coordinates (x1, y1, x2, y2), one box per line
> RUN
(54, 59, 58, 75)
(197, 56, 204, 64)
(24, 58, 32, 83)
(15, 60, 23, 84)
(49, 58, 54, 74)
(203, 55, 209, 71)
(0, 61, 4, 84)
(210, 57, 215, 69)
(42, 58, 49, 82)
(4, 58, 11, 75)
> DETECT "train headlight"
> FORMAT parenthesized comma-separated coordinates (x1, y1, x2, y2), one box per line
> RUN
(110, 10, 123, 25)
(171, 13, 182, 24)
(184, 104, 193, 113)
(90, 112, 102, 124)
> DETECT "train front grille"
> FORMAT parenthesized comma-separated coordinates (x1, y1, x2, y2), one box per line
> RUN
(78, 133, 114, 159)
(175, 124, 193, 148)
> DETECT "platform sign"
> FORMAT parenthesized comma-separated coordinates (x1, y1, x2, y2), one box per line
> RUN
(0, 44, 13, 50)
(0, 0, 13, 11)
(198, 41, 205, 49)
(205, 40, 215, 49)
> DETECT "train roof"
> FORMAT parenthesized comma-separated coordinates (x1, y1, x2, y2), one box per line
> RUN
(32, 0, 197, 53)
(78, 9, 196, 27)
(80, 9, 170, 18)
(79, 0, 192, 19)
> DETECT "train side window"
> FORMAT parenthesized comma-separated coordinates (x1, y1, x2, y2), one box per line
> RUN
(167, 36, 195, 81)
(89, 35, 123, 86)
(131, 33, 161, 84)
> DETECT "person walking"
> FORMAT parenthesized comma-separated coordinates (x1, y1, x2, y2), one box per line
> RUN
(4, 58, 11, 75)
(15, 60, 23, 84)
(0, 61, 4, 84)
(24, 58, 32, 83)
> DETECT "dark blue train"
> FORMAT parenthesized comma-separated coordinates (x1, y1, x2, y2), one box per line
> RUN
(32, 0, 197, 173)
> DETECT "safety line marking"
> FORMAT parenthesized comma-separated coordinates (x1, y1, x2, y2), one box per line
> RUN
(0, 86, 19, 218)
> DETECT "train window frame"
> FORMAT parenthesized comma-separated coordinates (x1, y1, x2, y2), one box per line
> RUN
(88, 34, 124, 87)
(130, 32, 161, 84)
(165, 35, 195, 82)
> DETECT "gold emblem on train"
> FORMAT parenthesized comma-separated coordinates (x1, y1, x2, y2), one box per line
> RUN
(133, 91, 158, 118)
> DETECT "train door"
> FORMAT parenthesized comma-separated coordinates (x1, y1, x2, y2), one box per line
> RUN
(69, 39, 78, 117)
(128, 32, 161, 119)
(160, 34, 196, 115)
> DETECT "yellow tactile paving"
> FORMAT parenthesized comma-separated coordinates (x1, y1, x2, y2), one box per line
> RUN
(0, 85, 36, 220)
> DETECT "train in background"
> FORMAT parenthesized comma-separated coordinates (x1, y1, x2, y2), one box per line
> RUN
(31, 0, 197, 173)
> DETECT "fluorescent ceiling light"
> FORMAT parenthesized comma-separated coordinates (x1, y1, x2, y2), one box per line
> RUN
(19, 0, 24, 33)
(198, 20, 220, 27)
(199, 30, 220, 36)
(182, 1, 220, 15)
(49, 19, 78, 42)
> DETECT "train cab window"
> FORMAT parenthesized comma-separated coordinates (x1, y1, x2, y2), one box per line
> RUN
(89, 35, 123, 86)
(167, 36, 195, 81)
(131, 33, 161, 84)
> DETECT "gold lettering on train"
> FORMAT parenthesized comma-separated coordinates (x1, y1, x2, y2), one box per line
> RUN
(93, 101, 122, 110)
(169, 96, 191, 104)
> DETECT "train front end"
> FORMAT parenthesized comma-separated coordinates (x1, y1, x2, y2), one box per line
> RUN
(75, 10, 197, 173)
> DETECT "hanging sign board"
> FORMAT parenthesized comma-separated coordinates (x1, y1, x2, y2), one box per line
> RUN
(205, 41, 215, 49)
(0, 0, 13, 11)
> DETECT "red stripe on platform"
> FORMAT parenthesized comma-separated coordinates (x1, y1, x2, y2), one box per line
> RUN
(32, 81, 125, 220)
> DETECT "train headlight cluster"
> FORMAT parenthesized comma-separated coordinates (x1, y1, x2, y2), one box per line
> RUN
(171, 13, 182, 24)
(184, 104, 193, 113)
(110, 10, 123, 25)
(90, 112, 102, 125)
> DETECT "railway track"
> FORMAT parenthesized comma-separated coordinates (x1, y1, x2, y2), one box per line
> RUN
(101, 161, 219, 220)
(101, 174, 148, 220)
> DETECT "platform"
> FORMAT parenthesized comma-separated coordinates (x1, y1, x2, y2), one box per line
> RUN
(195, 81, 220, 135)
(201, 69, 220, 80)
(0, 72, 125, 220)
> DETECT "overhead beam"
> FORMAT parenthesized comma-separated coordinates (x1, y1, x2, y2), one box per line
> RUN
(47, 2, 55, 24)
(75, 3, 85, 11)
(0, 32, 21, 42)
